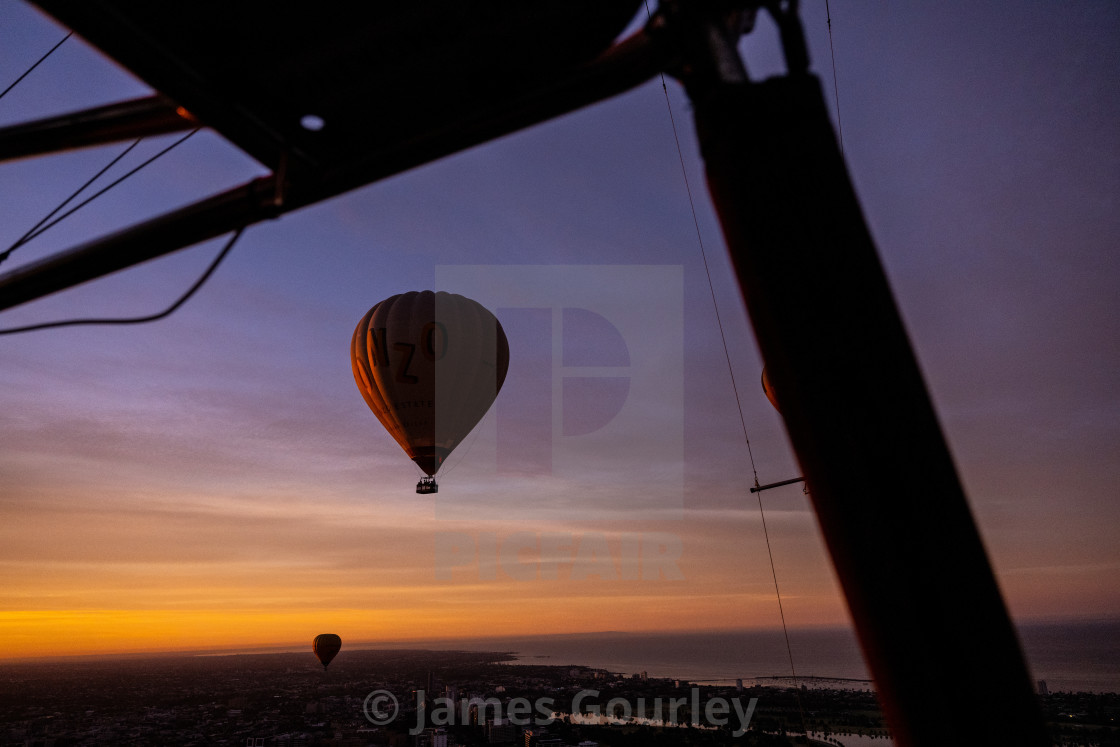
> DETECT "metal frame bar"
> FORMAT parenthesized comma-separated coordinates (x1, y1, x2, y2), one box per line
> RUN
(0, 94, 195, 163)
(690, 64, 1048, 747)
(749, 476, 804, 493)
(0, 29, 672, 312)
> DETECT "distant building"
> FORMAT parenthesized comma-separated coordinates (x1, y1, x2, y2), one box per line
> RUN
(736, 678, 743, 692)
(1037, 680, 1049, 696)
(486, 720, 517, 744)
(415, 728, 448, 747)
(523, 727, 549, 747)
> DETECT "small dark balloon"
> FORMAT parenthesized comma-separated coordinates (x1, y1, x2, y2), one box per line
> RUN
(313, 633, 342, 669)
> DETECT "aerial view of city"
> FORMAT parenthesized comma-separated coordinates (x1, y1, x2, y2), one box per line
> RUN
(2, 646, 1118, 745)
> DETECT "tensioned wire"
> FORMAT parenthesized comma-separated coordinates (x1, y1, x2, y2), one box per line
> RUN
(1, 129, 200, 263)
(0, 30, 234, 334)
(640, 1, 805, 735)
(0, 31, 71, 102)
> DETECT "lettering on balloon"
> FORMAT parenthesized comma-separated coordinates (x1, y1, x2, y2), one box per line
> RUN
(350, 290, 509, 480)
(367, 327, 390, 367)
(421, 321, 448, 362)
(393, 342, 419, 384)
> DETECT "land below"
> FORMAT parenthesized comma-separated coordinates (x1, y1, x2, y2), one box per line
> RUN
(0, 648, 1114, 745)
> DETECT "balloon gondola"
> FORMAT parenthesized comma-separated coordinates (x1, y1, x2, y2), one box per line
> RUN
(351, 291, 509, 492)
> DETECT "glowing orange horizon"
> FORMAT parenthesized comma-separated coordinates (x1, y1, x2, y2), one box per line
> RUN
(0, 596, 851, 661)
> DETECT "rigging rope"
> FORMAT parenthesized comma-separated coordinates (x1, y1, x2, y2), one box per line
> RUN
(825, 0, 844, 153)
(436, 418, 485, 481)
(0, 138, 143, 268)
(0, 32, 71, 103)
(0, 227, 244, 335)
(0, 38, 214, 336)
(3, 128, 200, 258)
(642, 0, 806, 735)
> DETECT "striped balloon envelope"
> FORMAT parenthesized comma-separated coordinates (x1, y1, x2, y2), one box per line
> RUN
(350, 291, 510, 479)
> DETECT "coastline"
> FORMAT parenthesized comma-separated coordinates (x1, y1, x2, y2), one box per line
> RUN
(2, 619, 1115, 694)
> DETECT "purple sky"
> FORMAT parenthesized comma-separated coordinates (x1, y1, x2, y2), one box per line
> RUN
(1, 2, 1118, 656)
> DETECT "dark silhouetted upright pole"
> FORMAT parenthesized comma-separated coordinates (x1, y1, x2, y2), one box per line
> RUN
(680, 7, 1049, 745)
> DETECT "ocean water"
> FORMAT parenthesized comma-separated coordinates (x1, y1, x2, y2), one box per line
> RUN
(494, 628, 871, 686)
(421, 619, 1119, 694)
(1017, 619, 1120, 694)
(182, 618, 1118, 695)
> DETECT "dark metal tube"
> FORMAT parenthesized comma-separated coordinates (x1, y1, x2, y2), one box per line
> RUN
(0, 177, 280, 312)
(692, 74, 1048, 746)
(749, 476, 805, 493)
(0, 95, 195, 163)
(0, 31, 670, 312)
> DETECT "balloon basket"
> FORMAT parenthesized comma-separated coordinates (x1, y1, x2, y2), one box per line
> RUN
(416, 476, 438, 494)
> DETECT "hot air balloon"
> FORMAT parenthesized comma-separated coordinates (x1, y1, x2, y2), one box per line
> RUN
(351, 290, 510, 492)
(313, 633, 342, 669)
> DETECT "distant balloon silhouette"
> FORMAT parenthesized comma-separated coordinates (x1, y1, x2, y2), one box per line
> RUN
(351, 291, 509, 485)
(313, 633, 342, 669)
